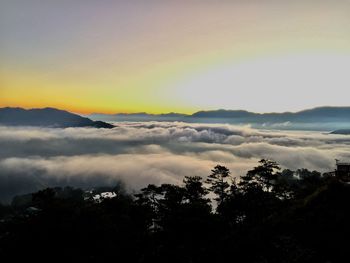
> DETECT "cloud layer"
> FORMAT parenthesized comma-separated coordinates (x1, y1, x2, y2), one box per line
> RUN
(1, 122, 350, 203)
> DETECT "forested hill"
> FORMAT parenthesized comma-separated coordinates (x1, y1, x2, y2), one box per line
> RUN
(1, 160, 349, 262)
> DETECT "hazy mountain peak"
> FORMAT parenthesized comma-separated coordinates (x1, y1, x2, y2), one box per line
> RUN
(0, 107, 114, 128)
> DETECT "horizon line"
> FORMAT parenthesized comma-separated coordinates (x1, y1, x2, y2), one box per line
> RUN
(2, 105, 350, 116)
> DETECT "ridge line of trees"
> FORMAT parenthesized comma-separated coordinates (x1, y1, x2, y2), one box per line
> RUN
(0, 159, 347, 263)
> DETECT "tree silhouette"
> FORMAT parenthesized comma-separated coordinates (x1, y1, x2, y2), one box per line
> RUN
(239, 159, 281, 192)
(183, 176, 209, 204)
(0, 160, 346, 263)
(206, 165, 231, 204)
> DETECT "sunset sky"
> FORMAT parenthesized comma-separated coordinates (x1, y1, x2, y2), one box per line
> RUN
(1, 0, 350, 114)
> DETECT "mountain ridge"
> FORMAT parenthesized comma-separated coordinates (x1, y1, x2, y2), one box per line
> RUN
(88, 106, 350, 123)
(0, 107, 114, 128)
(89, 106, 350, 117)
(2, 106, 350, 130)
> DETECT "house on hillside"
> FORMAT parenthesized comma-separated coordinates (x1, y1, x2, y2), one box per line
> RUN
(335, 160, 350, 182)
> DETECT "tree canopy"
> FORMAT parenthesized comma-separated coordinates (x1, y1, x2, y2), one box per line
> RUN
(0, 159, 348, 263)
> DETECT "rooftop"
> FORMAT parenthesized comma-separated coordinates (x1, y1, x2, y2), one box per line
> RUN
(336, 162, 350, 166)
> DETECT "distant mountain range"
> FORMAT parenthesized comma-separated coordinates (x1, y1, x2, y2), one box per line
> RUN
(191, 107, 350, 123)
(89, 112, 187, 122)
(1, 106, 350, 131)
(0, 107, 114, 128)
(330, 129, 350, 135)
(89, 107, 350, 122)
(88, 107, 350, 130)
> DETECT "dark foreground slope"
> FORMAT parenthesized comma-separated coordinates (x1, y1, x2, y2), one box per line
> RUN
(0, 107, 114, 128)
(0, 161, 349, 262)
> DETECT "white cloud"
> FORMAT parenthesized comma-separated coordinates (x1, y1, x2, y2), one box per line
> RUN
(1, 122, 350, 202)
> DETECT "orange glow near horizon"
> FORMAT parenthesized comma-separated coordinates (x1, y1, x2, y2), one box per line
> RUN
(2, 1, 350, 114)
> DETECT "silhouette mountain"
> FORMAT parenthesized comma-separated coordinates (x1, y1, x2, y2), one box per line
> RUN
(89, 112, 187, 122)
(192, 106, 350, 123)
(330, 129, 350, 135)
(0, 107, 114, 128)
(2, 106, 350, 129)
(88, 107, 350, 128)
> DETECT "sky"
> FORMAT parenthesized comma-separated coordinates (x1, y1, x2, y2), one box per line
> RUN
(1, 0, 350, 114)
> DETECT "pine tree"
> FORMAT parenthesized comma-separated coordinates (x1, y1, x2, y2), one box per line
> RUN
(206, 165, 231, 204)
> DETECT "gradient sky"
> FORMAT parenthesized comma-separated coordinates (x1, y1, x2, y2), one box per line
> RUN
(1, 0, 350, 114)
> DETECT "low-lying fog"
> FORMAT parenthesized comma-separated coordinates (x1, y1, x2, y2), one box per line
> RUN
(1, 122, 350, 203)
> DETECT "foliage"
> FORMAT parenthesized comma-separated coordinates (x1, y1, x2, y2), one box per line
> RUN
(206, 165, 231, 204)
(0, 160, 347, 263)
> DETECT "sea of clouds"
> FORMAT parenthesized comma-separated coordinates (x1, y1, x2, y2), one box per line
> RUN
(1, 122, 350, 203)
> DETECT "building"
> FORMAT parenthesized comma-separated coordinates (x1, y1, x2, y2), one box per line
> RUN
(335, 160, 350, 181)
